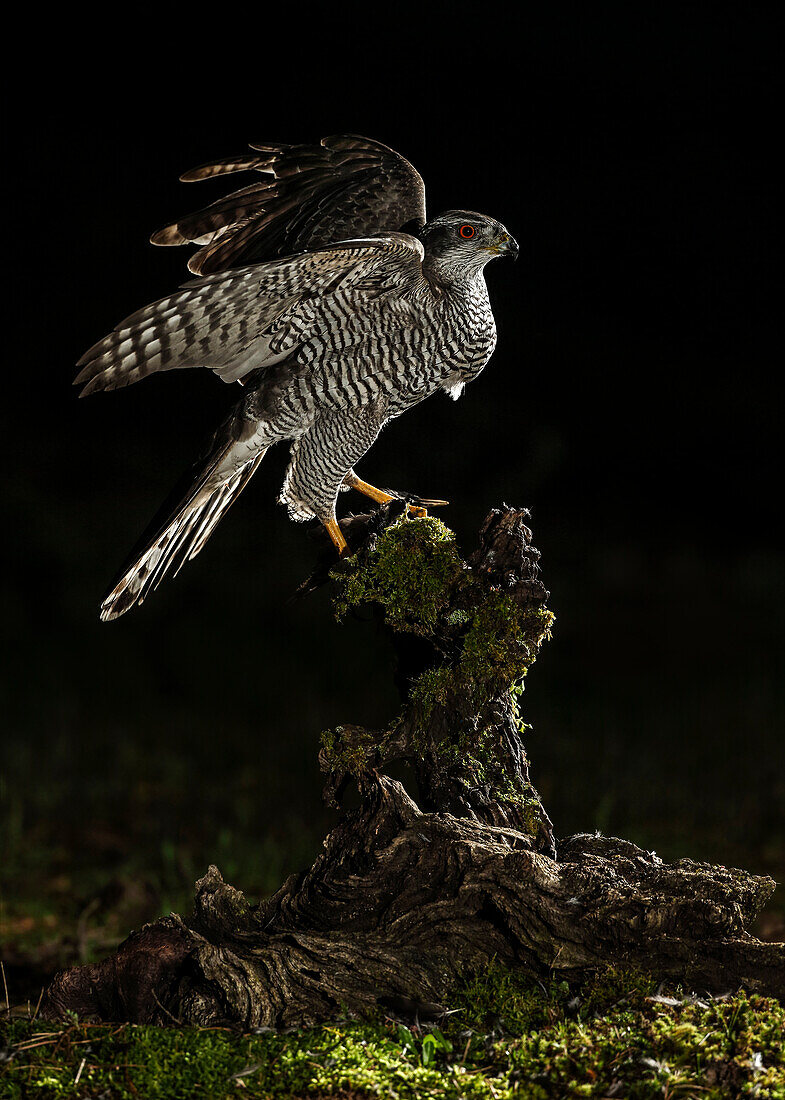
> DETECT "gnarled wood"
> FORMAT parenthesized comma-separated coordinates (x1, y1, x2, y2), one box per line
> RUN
(41, 506, 784, 1024)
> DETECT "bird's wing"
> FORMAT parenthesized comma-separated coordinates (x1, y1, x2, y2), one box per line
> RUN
(74, 234, 426, 397)
(150, 134, 427, 276)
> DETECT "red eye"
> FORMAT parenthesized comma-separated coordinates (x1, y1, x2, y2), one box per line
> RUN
(459, 224, 476, 239)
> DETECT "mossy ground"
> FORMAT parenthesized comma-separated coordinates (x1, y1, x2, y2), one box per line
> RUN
(2, 967, 782, 1098)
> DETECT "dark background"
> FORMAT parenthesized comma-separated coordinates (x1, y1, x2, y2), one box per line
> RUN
(2, 8, 783, 979)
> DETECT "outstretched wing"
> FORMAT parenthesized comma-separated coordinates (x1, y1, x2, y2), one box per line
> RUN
(150, 134, 427, 275)
(74, 234, 426, 397)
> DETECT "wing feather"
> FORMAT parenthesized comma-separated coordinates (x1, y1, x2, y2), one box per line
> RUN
(150, 134, 427, 275)
(74, 235, 425, 396)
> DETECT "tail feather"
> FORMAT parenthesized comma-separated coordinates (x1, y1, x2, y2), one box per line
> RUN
(100, 421, 269, 621)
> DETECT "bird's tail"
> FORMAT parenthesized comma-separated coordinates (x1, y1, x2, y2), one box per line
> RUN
(100, 411, 270, 621)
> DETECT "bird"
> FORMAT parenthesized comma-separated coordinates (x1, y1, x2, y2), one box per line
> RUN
(75, 134, 519, 621)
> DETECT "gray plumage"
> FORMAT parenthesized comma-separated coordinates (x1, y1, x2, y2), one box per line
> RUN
(75, 134, 518, 620)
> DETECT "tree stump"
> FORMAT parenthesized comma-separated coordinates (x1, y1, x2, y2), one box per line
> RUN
(41, 506, 784, 1025)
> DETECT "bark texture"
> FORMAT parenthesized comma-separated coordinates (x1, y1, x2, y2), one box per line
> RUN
(42, 505, 784, 1025)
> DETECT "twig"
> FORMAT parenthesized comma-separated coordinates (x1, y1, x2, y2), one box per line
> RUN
(14, 1036, 65, 1053)
(74, 1057, 86, 1084)
(152, 989, 182, 1025)
(1, 960, 9, 1018)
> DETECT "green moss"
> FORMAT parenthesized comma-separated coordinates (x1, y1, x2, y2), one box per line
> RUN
(0, 1016, 489, 1099)
(449, 964, 785, 1099)
(332, 515, 464, 636)
(331, 515, 554, 747)
(320, 519, 557, 829)
(320, 724, 379, 774)
(452, 959, 580, 1034)
(409, 665, 456, 719)
(460, 596, 554, 697)
(408, 598, 554, 727)
(4, 967, 782, 1098)
(499, 787, 548, 836)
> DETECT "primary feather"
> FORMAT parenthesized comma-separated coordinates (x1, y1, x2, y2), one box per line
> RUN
(150, 134, 427, 275)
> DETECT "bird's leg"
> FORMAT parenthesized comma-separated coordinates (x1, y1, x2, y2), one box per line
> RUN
(322, 515, 348, 555)
(343, 471, 397, 506)
(343, 471, 448, 518)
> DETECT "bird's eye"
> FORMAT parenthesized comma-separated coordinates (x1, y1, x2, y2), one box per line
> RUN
(458, 224, 476, 239)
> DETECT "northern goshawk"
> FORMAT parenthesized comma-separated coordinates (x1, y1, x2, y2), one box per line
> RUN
(75, 134, 518, 620)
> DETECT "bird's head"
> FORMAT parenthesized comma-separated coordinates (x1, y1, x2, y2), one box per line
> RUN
(418, 210, 518, 284)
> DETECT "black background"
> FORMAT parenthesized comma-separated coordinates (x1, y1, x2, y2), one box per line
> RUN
(4, 9, 783, 909)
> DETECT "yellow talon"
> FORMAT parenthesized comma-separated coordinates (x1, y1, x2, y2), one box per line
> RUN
(322, 517, 348, 555)
(344, 472, 448, 517)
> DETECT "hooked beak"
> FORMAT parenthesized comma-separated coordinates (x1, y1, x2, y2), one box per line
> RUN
(497, 231, 519, 260)
(487, 231, 519, 260)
